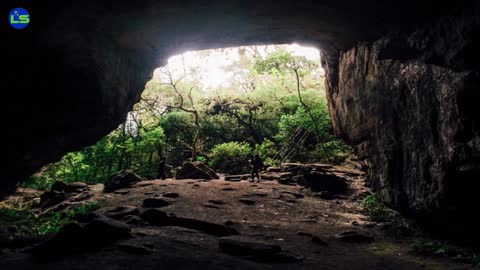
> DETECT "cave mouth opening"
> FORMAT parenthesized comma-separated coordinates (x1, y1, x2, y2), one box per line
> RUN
(1, 44, 373, 263)
(24, 43, 350, 188)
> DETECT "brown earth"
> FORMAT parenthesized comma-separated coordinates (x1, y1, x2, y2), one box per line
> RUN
(0, 170, 471, 270)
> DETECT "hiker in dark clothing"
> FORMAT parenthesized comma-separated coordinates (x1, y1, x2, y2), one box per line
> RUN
(158, 156, 167, 180)
(250, 154, 264, 183)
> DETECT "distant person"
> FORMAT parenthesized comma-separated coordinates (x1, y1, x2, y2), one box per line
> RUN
(158, 156, 167, 180)
(250, 154, 264, 183)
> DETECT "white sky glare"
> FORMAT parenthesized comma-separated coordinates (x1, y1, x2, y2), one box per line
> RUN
(159, 44, 321, 88)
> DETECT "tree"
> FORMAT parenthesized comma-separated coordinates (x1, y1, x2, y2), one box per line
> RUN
(26, 45, 349, 190)
(255, 50, 332, 159)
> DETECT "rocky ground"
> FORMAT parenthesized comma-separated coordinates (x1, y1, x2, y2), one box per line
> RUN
(0, 164, 473, 270)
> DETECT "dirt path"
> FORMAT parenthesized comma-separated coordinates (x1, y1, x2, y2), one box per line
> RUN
(0, 177, 471, 270)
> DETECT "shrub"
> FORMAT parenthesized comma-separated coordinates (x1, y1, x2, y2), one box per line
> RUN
(38, 202, 99, 235)
(254, 139, 280, 167)
(209, 142, 252, 174)
(0, 202, 99, 242)
(362, 194, 391, 222)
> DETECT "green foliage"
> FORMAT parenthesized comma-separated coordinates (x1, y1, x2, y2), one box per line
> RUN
(410, 239, 479, 266)
(254, 139, 280, 167)
(26, 123, 166, 189)
(254, 51, 318, 77)
(362, 194, 391, 222)
(27, 45, 351, 188)
(209, 142, 252, 174)
(0, 207, 38, 240)
(38, 203, 99, 235)
(411, 240, 452, 256)
(0, 203, 98, 242)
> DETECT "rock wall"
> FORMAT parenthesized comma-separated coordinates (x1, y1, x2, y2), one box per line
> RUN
(324, 5, 480, 237)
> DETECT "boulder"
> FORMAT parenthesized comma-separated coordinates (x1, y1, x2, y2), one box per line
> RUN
(279, 172, 294, 179)
(124, 215, 145, 225)
(278, 178, 296, 186)
(31, 197, 41, 208)
(170, 216, 238, 237)
(50, 181, 68, 192)
(29, 216, 131, 255)
(277, 172, 295, 185)
(103, 170, 145, 192)
(175, 162, 219, 180)
(315, 191, 334, 200)
(29, 223, 86, 255)
(281, 163, 307, 174)
(266, 167, 282, 172)
(75, 212, 104, 223)
(260, 173, 280, 181)
(140, 209, 170, 225)
(298, 172, 348, 194)
(309, 163, 334, 170)
(84, 216, 131, 243)
(65, 182, 88, 193)
(39, 191, 66, 208)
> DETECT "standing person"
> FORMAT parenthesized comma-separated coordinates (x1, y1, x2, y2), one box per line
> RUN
(250, 154, 264, 183)
(158, 156, 167, 180)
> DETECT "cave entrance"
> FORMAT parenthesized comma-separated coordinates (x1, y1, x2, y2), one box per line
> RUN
(1, 44, 382, 268)
(26, 44, 350, 185)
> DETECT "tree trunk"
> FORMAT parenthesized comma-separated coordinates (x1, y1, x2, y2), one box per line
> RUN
(294, 69, 330, 159)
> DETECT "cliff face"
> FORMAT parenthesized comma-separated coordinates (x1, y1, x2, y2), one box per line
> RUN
(324, 6, 480, 236)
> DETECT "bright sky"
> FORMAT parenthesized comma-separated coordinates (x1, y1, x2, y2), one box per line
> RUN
(159, 44, 321, 88)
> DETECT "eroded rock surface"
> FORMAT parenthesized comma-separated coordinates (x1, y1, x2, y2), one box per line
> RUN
(324, 6, 480, 237)
(104, 170, 145, 193)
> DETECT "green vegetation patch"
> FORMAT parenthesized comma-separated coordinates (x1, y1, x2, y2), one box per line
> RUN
(0, 202, 98, 243)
